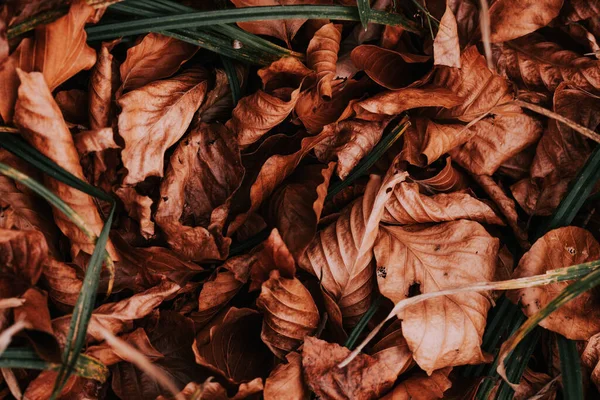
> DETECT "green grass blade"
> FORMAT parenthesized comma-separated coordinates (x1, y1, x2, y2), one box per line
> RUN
(557, 334, 584, 399)
(326, 116, 410, 201)
(357, 0, 371, 29)
(0, 348, 109, 383)
(86, 5, 420, 41)
(344, 295, 382, 349)
(221, 56, 242, 106)
(496, 328, 541, 400)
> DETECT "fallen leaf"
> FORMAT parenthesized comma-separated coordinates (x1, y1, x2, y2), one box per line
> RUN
(118, 68, 209, 185)
(74, 127, 119, 156)
(89, 42, 116, 130)
(300, 168, 407, 326)
(115, 187, 155, 240)
(193, 307, 273, 385)
(412, 157, 469, 193)
(0, 228, 47, 285)
(42, 258, 83, 309)
(257, 270, 319, 358)
(264, 352, 308, 400)
(434, 5, 461, 68)
(119, 33, 199, 93)
(496, 33, 600, 92)
(489, 0, 564, 43)
(154, 122, 242, 261)
(370, 319, 413, 378)
(55, 89, 88, 125)
(382, 181, 503, 225)
(171, 379, 263, 400)
(508, 226, 600, 340)
(380, 368, 452, 400)
(351, 45, 431, 90)
(561, 0, 600, 22)
(582, 332, 600, 392)
(198, 67, 247, 123)
(448, 0, 479, 48)
(307, 23, 342, 99)
(268, 162, 334, 260)
(374, 220, 499, 373)
(14, 70, 118, 259)
(302, 336, 400, 400)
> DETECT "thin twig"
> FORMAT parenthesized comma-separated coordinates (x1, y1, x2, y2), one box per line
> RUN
(514, 99, 600, 144)
(338, 261, 600, 368)
(478, 0, 494, 72)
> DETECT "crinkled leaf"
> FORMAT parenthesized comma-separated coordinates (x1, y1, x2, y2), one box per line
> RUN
(489, 0, 564, 43)
(307, 23, 342, 100)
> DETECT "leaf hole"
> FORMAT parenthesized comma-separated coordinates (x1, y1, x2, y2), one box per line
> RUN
(408, 283, 421, 297)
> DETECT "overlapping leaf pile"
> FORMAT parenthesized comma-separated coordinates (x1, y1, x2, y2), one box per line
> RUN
(2, 0, 600, 399)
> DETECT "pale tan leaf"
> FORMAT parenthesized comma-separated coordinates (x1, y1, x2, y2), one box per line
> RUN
(74, 127, 119, 156)
(382, 182, 503, 225)
(257, 270, 319, 358)
(508, 226, 600, 340)
(118, 68, 209, 185)
(119, 33, 198, 93)
(374, 221, 499, 372)
(489, 0, 563, 43)
(264, 352, 308, 400)
(434, 5, 461, 68)
(14, 70, 118, 259)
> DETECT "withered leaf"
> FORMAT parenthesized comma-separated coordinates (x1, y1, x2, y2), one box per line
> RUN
(115, 187, 154, 240)
(300, 168, 407, 326)
(302, 336, 400, 400)
(256, 270, 319, 358)
(155, 122, 242, 261)
(0, 228, 47, 285)
(412, 157, 469, 194)
(194, 307, 273, 385)
(496, 33, 600, 92)
(489, 0, 564, 43)
(74, 127, 119, 156)
(264, 352, 308, 400)
(374, 220, 499, 373)
(561, 0, 600, 22)
(381, 368, 452, 400)
(370, 319, 413, 379)
(382, 182, 503, 225)
(86, 328, 163, 367)
(42, 258, 83, 309)
(434, 5, 461, 68)
(582, 332, 600, 392)
(14, 70, 118, 259)
(307, 23, 342, 100)
(119, 33, 199, 93)
(55, 89, 88, 125)
(118, 68, 209, 185)
(508, 226, 600, 340)
(268, 162, 334, 260)
(89, 43, 116, 130)
(351, 45, 430, 90)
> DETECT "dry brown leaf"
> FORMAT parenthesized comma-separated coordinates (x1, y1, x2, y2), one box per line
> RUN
(74, 127, 119, 156)
(299, 167, 407, 327)
(496, 33, 600, 92)
(434, 5, 461, 68)
(268, 162, 334, 260)
(13, 288, 61, 362)
(89, 42, 116, 130)
(307, 23, 342, 99)
(0, 228, 47, 286)
(226, 87, 302, 148)
(561, 0, 600, 22)
(380, 368, 452, 400)
(374, 220, 498, 373)
(154, 122, 242, 261)
(433, 46, 514, 121)
(448, 110, 543, 175)
(582, 332, 600, 392)
(24, 371, 100, 400)
(14, 70, 118, 259)
(257, 270, 319, 358)
(86, 328, 163, 367)
(231, 0, 329, 48)
(370, 319, 413, 378)
(498, 145, 536, 180)
(302, 336, 400, 400)
(119, 33, 198, 93)
(342, 87, 462, 122)
(198, 66, 247, 123)
(52, 280, 180, 346)
(55, 89, 88, 125)
(228, 129, 332, 235)
(115, 187, 155, 240)
(169, 379, 263, 400)
(382, 181, 503, 225)
(350, 45, 430, 90)
(42, 258, 83, 309)
(412, 157, 469, 193)
(264, 352, 308, 400)
(488, 0, 563, 43)
(118, 68, 209, 185)
(508, 226, 600, 340)
(193, 307, 273, 385)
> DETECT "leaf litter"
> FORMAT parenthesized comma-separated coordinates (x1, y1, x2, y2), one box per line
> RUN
(2, 0, 600, 399)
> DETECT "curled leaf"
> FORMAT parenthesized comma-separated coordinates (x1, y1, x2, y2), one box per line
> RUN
(374, 220, 499, 373)
(74, 127, 119, 156)
(264, 352, 307, 400)
(119, 33, 199, 93)
(307, 23, 342, 100)
(14, 70, 118, 259)
(154, 122, 242, 261)
(42, 258, 83, 309)
(508, 226, 600, 340)
(118, 68, 209, 185)
(89, 43, 116, 130)
(489, 0, 564, 43)
(382, 182, 503, 225)
(257, 270, 319, 358)
(115, 187, 154, 240)
(381, 368, 452, 400)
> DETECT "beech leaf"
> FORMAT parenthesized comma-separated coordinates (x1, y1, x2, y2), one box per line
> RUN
(307, 23, 342, 100)
(434, 5, 461, 68)
(264, 352, 308, 400)
(489, 0, 564, 43)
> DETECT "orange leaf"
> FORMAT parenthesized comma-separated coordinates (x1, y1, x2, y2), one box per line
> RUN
(380, 368, 452, 400)
(264, 352, 307, 400)
(489, 0, 563, 43)
(307, 23, 342, 100)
